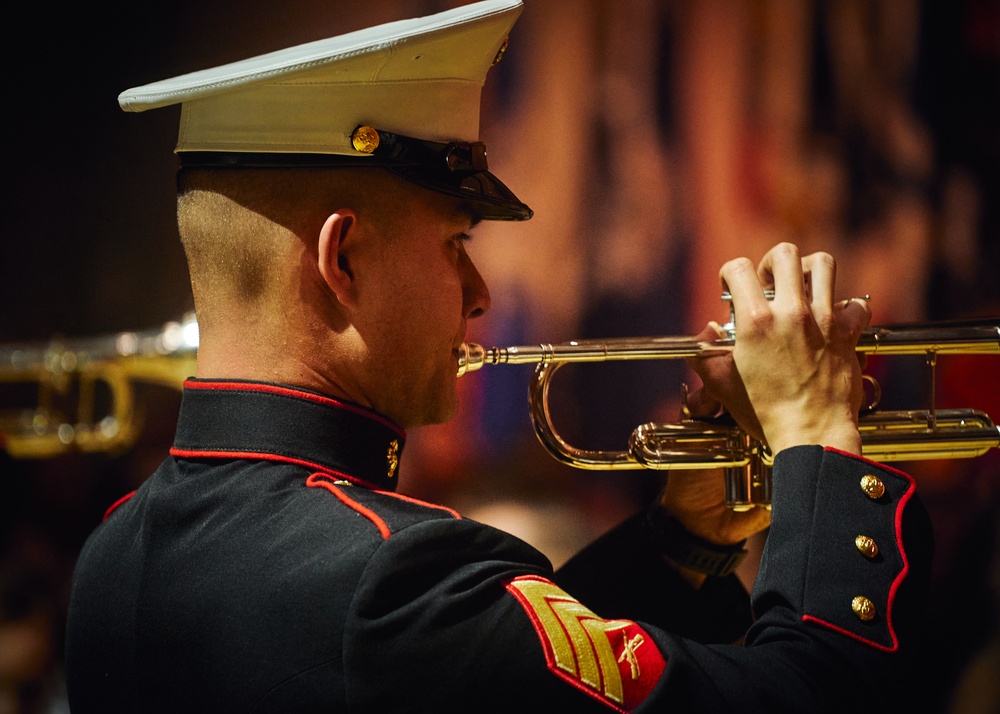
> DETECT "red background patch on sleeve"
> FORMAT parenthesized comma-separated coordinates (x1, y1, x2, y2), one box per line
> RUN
(506, 575, 665, 712)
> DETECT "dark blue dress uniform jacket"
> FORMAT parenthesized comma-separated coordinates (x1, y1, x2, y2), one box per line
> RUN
(64, 379, 932, 713)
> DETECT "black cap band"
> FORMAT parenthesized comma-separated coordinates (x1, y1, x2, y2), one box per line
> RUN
(177, 126, 533, 222)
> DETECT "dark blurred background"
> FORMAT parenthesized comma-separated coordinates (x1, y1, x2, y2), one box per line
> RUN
(1, 1, 999, 712)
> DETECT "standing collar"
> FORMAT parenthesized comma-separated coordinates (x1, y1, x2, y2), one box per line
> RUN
(170, 379, 406, 491)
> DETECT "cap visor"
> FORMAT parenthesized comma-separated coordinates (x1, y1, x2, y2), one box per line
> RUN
(389, 165, 533, 221)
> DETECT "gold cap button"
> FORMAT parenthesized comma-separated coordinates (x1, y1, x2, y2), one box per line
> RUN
(855, 535, 879, 558)
(860, 474, 886, 500)
(852, 596, 876, 621)
(352, 125, 380, 154)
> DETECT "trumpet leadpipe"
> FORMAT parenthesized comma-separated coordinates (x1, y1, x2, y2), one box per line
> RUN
(457, 318, 1000, 375)
(456, 337, 734, 376)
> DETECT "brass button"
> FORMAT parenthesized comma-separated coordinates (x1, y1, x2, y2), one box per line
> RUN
(852, 596, 876, 621)
(855, 535, 879, 558)
(352, 125, 380, 154)
(386, 439, 399, 479)
(860, 474, 886, 500)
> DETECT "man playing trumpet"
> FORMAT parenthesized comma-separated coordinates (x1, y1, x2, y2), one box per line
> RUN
(65, 2, 931, 712)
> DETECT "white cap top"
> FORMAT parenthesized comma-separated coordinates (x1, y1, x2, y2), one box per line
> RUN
(118, 0, 531, 220)
(119, 0, 522, 154)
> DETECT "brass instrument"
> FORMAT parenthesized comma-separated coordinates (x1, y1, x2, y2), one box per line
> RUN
(457, 318, 1000, 510)
(4, 308, 998, 512)
(0, 314, 198, 458)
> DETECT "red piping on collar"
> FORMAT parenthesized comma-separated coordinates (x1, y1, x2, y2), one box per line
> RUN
(169, 447, 380, 490)
(183, 379, 406, 438)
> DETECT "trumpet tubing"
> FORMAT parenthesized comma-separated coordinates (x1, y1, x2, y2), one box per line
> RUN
(0, 314, 198, 458)
(457, 319, 1000, 374)
(458, 318, 1000, 510)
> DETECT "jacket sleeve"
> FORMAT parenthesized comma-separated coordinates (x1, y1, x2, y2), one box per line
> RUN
(341, 445, 932, 713)
(553, 508, 753, 644)
(640, 445, 933, 712)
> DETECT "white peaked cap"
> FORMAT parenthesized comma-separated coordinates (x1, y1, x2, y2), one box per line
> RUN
(118, 0, 532, 220)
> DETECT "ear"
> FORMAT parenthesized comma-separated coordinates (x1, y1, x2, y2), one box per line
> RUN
(317, 210, 359, 307)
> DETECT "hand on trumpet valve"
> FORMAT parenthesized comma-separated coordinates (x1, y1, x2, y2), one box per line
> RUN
(685, 321, 765, 442)
(661, 325, 772, 569)
(658, 463, 772, 569)
(717, 243, 871, 457)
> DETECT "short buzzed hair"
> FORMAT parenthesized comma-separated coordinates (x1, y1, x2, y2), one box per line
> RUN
(175, 167, 413, 313)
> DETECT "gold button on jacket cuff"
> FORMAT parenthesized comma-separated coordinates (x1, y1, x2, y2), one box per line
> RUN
(860, 474, 886, 499)
(855, 535, 879, 558)
(852, 596, 876, 621)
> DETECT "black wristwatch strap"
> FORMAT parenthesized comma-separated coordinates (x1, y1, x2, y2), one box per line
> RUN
(643, 507, 748, 577)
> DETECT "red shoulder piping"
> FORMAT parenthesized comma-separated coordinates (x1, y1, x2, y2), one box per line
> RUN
(305, 473, 391, 539)
(373, 490, 462, 520)
(103, 491, 137, 521)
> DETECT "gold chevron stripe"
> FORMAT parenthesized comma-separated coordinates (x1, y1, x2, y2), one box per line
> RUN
(508, 577, 639, 704)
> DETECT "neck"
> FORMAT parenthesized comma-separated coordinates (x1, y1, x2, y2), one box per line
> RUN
(194, 314, 369, 409)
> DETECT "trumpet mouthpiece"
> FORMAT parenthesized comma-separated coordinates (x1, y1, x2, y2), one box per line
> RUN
(456, 342, 487, 377)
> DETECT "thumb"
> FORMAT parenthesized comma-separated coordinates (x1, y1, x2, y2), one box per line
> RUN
(684, 385, 723, 419)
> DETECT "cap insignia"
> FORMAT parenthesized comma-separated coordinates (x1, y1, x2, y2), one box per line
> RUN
(352, 125, 381, 154)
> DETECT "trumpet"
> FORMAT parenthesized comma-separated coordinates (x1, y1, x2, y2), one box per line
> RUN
(0, 314, 198, 458)
(457, 318, 1000, 510)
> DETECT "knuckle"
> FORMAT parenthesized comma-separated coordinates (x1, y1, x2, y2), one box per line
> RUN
(721, 256, 754, 274)
(772, 300, 812, 331)
(812, 251, 835, 271)
(743, 304, 774, 329)
(772, 242, 800, 259)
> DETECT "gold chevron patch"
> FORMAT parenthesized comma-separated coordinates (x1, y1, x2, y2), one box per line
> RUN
(506, 575, 666, 710)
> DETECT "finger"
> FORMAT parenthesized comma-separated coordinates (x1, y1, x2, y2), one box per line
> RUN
(756, 243, 804, 306)
(802, 252, 836, 313)
(692, 320, 727, 343)
(837, 295, 873, 334)
(719, 257, 768, 330)
(683, 386, 723, 419)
